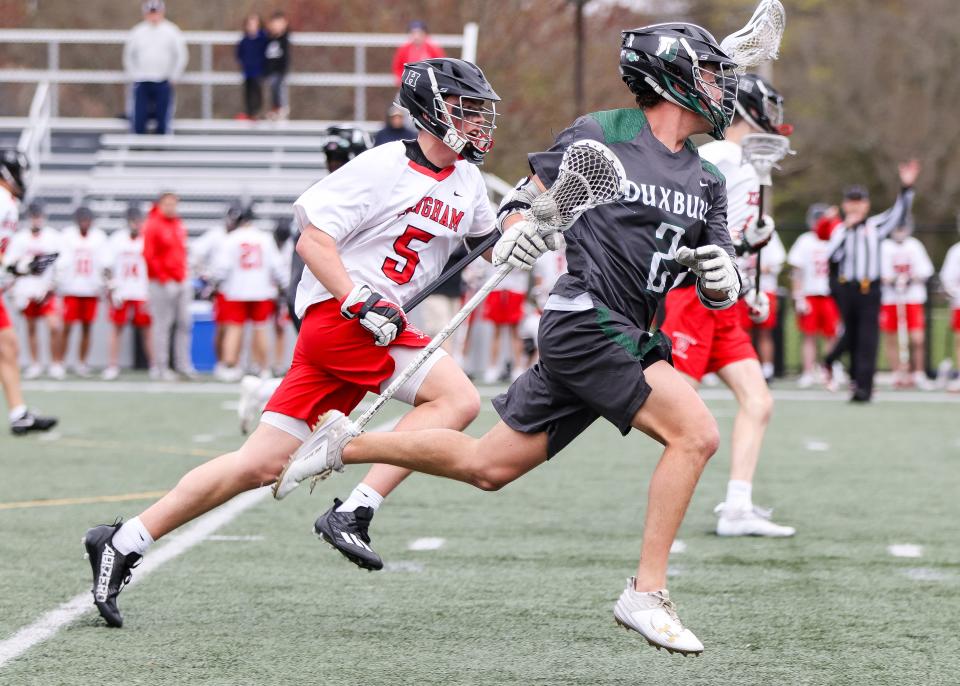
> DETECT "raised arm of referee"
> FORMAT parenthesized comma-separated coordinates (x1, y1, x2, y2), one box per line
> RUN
(827, 160, 921, 402)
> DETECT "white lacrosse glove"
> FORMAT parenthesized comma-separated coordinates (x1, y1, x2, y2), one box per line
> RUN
(492, 220, 562, 271)
(743, 214, 775, 251)
(793, 295, 811, 316)
(340, 284, 407, 347)
(675, 245, 741, 304)
(745, 290, 770, 324)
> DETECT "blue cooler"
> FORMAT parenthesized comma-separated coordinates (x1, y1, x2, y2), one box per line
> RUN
(190, 300, 216, 373)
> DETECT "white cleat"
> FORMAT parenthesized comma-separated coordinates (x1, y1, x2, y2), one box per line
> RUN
(101, 366, 120, 381)
(272, 410, 358, 500)
(796, 372, 814, 389)
(48, 363, 66, 381)
(715, 503, 796, 537)
(613, 577, 704, 656)
(913, 371, 935, 391)
(23, 364, 43, 380)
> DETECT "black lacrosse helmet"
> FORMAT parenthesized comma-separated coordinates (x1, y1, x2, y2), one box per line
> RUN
(736, 73, 791, 135)
(1, 149, 28, 199)
(397, 57, 500, 165)
(225, 200, 255, 229)
(620, 23, 738, 140)
(323, 125, 372, 167)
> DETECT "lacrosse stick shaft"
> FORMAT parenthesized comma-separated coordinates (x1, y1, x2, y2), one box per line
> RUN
(753, 184, 767, 296)
(354, 263, 515, 431)
(401, 229, 499, 313)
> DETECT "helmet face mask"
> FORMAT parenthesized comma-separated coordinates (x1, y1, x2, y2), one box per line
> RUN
(620, 23, 739, 140)
(735, 73, 788, 135)
(399, 58, 500, 164)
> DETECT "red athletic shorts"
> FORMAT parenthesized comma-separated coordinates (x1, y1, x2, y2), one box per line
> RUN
(796, 295, 840, 338)
(110, 300, 151, 327)
(63, 295, 98, 324)
(738, 291, 778, 331)
(483, 290, 525, 325)
(22, 297, 58, 319)
(0, 299, 10, 329)
(213, 293, 227, 324)
(879, 303, 924, 333)
(264, 299, 430, 427)
(660, 285, 757, 381)
(953, 308, 960, 332)
(219, 299, 275, 324)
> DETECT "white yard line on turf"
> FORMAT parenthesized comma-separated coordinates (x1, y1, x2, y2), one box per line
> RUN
(0, 417, 400, 670)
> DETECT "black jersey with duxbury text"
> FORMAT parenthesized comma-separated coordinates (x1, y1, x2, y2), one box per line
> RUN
(528, 109, 735, 329)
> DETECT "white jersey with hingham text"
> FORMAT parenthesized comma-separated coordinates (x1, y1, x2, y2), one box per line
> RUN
(698, 139, 760, 245)
(293, 141, 495, 318)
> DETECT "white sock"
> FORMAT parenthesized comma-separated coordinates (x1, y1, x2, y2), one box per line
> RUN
(9, 405, 27, 421)
(336, 484, 385, 513)
(112, 516, 155, 556)
(725, 480, 753, 511)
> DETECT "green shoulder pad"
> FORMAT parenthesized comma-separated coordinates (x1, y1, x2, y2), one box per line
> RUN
(587, 108, 647, 145)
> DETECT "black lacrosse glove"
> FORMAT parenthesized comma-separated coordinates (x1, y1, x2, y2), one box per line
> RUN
(340, 284, 406, 346)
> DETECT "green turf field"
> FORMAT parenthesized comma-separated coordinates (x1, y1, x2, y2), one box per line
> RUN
(1, 382, 959, 685)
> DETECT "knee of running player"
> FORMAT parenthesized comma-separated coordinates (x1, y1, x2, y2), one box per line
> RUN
(441, 382, 481, 429)
(740, 384, 773, 426)
(231, 438, 297, 488)
(670, 412, 720, 469)
(466, 462, 520, 492)
(0, 327, 19, 360)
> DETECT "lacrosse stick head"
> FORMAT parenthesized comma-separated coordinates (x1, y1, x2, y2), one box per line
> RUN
(741, 133, 793, 186)
(720, 0, 786, 73)
(526, 140, 627, 232)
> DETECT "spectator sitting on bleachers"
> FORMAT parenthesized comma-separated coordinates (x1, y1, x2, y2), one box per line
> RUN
(123, 0, 188, 135)
(374, 104, 417, 146)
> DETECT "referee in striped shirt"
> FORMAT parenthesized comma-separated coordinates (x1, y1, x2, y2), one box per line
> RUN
(826, 160, 920, 402)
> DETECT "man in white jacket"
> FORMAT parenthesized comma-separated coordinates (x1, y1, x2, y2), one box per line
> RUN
(123, 0, 188, 135)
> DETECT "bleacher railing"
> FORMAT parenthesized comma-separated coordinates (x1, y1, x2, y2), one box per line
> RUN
(0, 25, 478, 121)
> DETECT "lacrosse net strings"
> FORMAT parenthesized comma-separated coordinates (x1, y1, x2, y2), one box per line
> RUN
(720, 0, 785, 71)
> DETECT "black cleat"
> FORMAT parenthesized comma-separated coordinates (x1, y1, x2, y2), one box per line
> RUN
(313, 498, 383, 571)
(83, 522, 141, 627)
(10, 409, 58, 435)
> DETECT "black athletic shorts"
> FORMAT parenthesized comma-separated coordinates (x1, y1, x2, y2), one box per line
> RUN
(492, 306, 672, 458)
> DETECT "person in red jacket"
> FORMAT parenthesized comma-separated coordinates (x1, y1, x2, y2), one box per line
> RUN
(391, 20, 445, 85)
(142, 191, 193, 380)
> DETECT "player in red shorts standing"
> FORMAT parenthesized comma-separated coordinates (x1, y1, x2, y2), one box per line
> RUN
(83, 57, 503, 625)
(102, 204, 153, 381)
(0, 150, 57, 434)
(737, 231, 785, 381)
(210, 204, 286, 381)
(659, 73, 795, 537)
(4, 200, 64, 379)
(788, 203, 841, 387)
(879, 222, 934, 389)
(57, 205, 107, 377)
(482, 267, 528, 383)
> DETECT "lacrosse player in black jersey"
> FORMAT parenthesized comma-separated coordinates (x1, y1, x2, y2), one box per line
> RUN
(294, 23, 742, 655)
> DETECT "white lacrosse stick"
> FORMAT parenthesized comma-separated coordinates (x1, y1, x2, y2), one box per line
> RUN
(741, 132, 793, 295)
(274, 139, 627, 499)
(720, 0, 786, 71)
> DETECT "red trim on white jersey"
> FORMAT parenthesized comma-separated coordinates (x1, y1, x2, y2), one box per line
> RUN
(407, 160, 456, 181)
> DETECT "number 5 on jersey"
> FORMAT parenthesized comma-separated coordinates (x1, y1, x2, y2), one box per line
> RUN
(382, 225, 436, 285)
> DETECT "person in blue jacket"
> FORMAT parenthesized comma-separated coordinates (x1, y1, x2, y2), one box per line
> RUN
(236, 14, 268, 119)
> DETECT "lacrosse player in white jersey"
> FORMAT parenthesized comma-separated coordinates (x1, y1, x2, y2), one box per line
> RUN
(879, 222, 934, 389)
(660, 73, 795, 538)
(209, 205, 287, 381)
(101, 204, 152, 381)
(57, 206, 107, 377)
(0, 150, 58, 434)
(83, 57, 504, 626)
(5, 200, 64, 379)
(191, 203, 240, 375)
(788, 203, 841, 387)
